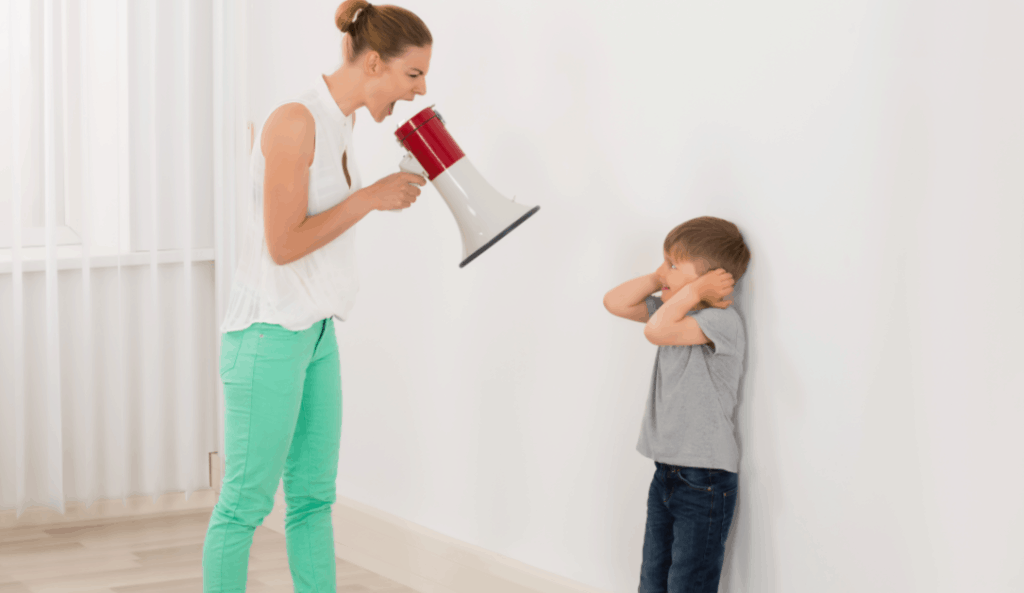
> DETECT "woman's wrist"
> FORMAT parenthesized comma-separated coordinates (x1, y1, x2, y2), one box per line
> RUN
(348, 187, 378, 215)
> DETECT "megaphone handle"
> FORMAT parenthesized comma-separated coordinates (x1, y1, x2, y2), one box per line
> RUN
(393, 152, 429, 214)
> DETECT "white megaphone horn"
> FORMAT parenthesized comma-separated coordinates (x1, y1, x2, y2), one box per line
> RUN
(394, 106, 540, 268)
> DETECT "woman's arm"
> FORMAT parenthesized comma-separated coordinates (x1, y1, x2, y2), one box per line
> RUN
(262, 103, 375, 266)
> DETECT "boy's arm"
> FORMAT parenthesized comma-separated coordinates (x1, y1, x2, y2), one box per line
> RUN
(603, 273, 661, 323)
(644, 285, 711, 346)
(645, 269, 734, 347)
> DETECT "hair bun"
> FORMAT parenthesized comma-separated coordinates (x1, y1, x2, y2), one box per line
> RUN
(335, 0, 432, 63)
(335, 0, 372, 33)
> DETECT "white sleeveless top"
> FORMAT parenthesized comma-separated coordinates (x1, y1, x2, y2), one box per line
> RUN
(220, 75, 363, 333)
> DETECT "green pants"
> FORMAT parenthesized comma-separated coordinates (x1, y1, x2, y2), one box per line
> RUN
(203, 319, 341, 592)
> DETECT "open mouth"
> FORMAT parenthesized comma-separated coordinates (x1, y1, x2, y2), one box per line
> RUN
(388, 101, 395, 116)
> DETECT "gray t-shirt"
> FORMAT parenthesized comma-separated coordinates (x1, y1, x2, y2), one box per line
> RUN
(636, 296, 746, 472)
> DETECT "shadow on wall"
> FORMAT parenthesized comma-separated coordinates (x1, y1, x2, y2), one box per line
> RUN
(718, 271, 752, 593)
(718, 238, 800, 593)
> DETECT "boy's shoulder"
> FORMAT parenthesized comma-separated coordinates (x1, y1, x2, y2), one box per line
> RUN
(693, 304, 745, 333)
(644, 296, 746, 343)
(690, 304, 744, 326)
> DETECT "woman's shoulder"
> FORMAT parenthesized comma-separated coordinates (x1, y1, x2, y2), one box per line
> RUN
(267, 102, 315, 130)
(260, 102, 315, 162)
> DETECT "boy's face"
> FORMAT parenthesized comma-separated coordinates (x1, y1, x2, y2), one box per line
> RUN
(656, 250, 702, 302)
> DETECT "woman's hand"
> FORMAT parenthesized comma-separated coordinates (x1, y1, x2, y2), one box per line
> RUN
(364, 172, 427, 211)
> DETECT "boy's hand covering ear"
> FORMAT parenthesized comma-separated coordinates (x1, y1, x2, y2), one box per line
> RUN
(693, 269, 734, 307)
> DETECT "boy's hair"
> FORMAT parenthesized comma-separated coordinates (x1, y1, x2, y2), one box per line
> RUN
(663, 216, 751, 280)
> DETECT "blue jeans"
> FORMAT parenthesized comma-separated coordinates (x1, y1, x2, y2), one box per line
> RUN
(639, 462, 739, 593)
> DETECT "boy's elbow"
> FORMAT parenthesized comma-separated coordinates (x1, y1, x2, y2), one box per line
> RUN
(604, 301, 626, 319)
(603, 291, 625, 315)
(644, 321, 671, 345)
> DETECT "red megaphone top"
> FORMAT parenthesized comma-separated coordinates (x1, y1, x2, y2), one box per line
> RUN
(395, 107, 466, 181)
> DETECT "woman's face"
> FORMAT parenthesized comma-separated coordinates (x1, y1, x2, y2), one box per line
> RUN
(365, 44, 432, 123)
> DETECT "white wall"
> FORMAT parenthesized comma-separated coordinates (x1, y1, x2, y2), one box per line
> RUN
(247, 1, 1024, 592)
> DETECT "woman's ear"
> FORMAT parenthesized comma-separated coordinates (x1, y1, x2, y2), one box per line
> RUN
(364, 50, 384, 75)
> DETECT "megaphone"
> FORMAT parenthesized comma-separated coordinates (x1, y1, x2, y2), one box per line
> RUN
(394, 106, 540, 268)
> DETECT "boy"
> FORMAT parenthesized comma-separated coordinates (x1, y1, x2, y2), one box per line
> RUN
(603, 216, 751, 593)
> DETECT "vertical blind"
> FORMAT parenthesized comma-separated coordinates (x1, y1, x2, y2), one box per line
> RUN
(1, 0, 243, 517)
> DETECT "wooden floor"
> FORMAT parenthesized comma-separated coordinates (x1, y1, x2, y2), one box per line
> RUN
(0, 508, 417, 592)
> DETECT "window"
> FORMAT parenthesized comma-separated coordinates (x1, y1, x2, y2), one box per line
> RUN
(1, 0, 94, 249)
(2, 0, 214, 258)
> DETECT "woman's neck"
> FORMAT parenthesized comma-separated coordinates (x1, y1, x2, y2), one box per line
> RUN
(322, 67, 365, 118)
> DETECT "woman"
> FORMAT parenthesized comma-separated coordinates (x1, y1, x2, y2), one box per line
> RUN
(203, 2, 431, 591)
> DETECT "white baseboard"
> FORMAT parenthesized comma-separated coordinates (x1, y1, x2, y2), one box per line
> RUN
(2, 453, 223, 529)
(0, 488, 218, 529)
(262, 490, 610, 593)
